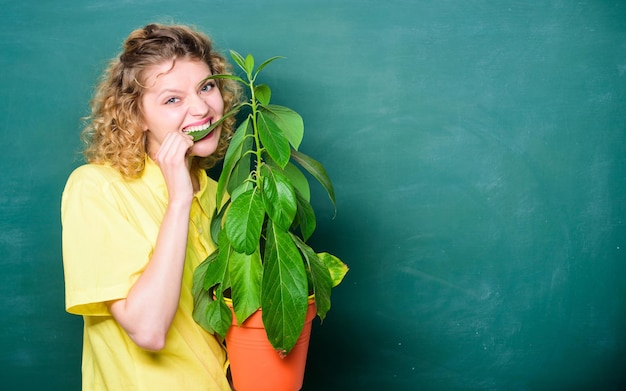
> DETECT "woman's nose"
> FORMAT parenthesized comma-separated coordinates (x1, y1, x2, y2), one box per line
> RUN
(189, 94, 210, 115)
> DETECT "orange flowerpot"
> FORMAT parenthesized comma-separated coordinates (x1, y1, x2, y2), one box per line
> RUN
(225, 298, 317, 391)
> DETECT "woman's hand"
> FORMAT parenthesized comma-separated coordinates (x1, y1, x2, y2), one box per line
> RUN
(153, 132, 195, 204)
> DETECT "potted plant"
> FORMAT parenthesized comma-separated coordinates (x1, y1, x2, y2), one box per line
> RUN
(191, 51, 348, 391)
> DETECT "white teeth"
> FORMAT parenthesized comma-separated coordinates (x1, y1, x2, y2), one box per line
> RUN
(183, 121, 212, 133)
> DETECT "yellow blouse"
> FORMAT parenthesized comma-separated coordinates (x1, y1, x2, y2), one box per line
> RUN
(61, 157, 230, 391)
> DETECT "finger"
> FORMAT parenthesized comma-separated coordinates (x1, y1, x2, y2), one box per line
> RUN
(155, 133, 193, 163)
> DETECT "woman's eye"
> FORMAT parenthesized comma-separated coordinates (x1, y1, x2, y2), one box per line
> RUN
(201, 82, 216, 93)
(165, 97, 180, 104)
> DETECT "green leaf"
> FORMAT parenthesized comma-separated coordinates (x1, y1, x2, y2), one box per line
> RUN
(281, 162, 310, 201)
(206, 296, 232, 337)
(229, 249, 262, 325)
(318, 252, 349, 288)
(258, 111, 291, 168)
(228, 118, 254, 194)
(261, 165, 297, 231)
(204, 73, 246, 84)
(229, 50, 247, 73)
(192, 291, 215, 334)
(291, 150, 337, 214)
(265, 160, 310, 202)
(225, 187, 265, 254)
(210, 200, 229, 245)
(216, 116, 250, 206)
(262, 222, 308, 354)
(202, 232, 230, 291)
(255, 56, 283, 77)
(193, 251, 217, 296)
(226, 157, 253, 201)
(292, 234, 332, 320)
(192, 251, 218, 333)
(228, 180, 254, 204)
(255, 84, 271, 105)
(244, 54, 255, 75)
(263, 161, 312, 238)
(262, 105, 304, 150)
(294, 188, 316, 241)
(193, 231, 237, 335)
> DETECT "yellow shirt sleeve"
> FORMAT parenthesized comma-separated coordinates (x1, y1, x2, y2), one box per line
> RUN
(61, 164, 155, 316)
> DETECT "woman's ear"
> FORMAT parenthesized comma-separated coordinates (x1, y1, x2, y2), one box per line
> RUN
(139, 113, 149, 132)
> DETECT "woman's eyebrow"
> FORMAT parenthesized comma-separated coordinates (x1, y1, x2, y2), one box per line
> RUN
(155, 88, 184, 98)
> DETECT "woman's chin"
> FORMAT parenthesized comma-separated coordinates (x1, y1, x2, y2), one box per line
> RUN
(191, 129, 221, 157)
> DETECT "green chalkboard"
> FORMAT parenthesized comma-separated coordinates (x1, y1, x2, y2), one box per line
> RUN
(1, 1, 624, 390)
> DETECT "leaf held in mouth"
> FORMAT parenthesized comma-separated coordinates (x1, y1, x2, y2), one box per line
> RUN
(186, 104, 243, 141)
(187, 123, 216, 141)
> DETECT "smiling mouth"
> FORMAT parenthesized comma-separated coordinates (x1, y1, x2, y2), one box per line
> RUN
(183, 119, 215, 141)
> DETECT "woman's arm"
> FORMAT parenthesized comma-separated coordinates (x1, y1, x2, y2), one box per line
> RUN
(107, 132, 195, 351)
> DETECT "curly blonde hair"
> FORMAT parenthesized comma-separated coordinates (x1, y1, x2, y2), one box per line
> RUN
(81, 23, 242, 178)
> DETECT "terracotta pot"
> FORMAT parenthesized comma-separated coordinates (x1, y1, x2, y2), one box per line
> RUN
(225, 298, 317, 391)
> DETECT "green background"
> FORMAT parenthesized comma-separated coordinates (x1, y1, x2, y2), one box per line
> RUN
(1, 1, 624, 390)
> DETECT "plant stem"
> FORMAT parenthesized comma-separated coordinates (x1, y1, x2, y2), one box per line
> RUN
(248, 77, 263, 187)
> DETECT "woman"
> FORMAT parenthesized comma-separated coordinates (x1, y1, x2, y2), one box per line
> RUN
(61, 23, 240, 390)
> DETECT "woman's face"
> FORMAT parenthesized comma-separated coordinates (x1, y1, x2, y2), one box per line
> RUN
(141, 58, 224, 158)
